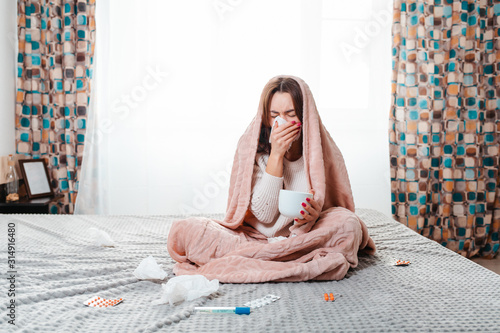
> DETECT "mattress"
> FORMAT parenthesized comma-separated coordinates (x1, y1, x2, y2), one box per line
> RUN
(1, 209, 499, 332)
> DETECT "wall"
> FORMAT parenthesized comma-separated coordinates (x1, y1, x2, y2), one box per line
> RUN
(0, 1, 16, 157)
(84, 0, 392, 217)
(1, 1, 393, 217)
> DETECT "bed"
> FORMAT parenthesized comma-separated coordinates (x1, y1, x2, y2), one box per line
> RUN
(1, 209, 499, 332)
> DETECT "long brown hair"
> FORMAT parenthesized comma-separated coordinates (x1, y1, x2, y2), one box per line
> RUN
(257, 77, 304, 154)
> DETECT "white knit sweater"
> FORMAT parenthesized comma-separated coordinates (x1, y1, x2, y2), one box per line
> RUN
(247, 153, 308, 237)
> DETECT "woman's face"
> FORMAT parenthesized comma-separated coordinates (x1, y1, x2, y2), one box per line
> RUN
(268, 92, 299, 125)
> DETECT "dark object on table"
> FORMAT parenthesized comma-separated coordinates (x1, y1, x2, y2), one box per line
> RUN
(0, 195, 62, 214)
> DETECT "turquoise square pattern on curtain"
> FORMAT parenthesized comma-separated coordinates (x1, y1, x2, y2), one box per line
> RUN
(16, 0, 96, 214)
(389, 0, 500, 258)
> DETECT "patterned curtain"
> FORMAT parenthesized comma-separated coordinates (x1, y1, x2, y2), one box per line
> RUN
(16, 0, 95, 214)
(389, 0, 500, 258)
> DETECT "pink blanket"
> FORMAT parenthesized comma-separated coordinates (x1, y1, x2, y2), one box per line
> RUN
(167, 75, 375, 283)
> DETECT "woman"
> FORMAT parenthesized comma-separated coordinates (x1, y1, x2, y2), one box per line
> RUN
(246, 77, 320, 238)
(167, 75, 375, 283)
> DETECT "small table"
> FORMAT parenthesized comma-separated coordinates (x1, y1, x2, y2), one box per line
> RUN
(0, 196, 61, 214)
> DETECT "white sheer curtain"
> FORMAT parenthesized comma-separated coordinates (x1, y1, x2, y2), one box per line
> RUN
(75, 0, 393, 216)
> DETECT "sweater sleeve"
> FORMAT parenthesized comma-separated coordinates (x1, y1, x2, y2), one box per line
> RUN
(249, 155, 283, 224)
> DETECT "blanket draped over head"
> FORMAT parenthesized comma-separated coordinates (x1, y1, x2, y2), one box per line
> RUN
(167, 75, 375, 283)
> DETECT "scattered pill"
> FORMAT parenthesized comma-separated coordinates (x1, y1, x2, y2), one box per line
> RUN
(324, 293, 336, 302)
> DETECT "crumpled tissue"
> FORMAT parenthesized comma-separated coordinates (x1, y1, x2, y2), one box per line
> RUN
(152, 275, 219, 306)
(88, 227, 115, 247)
(133, 256, 168, 280)
(267, 236, 288, 243)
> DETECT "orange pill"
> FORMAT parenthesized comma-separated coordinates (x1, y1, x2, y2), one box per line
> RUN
(324, 293, 329, 301)
(329, 293, 334, 301)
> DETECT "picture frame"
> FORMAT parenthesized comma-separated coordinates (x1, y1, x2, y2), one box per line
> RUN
(19, 159, 54, 199)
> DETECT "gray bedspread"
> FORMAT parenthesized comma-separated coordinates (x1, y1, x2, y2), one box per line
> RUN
(1, 209, 499, 332)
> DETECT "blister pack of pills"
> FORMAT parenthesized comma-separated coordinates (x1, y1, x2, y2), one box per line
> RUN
(84, 296, 123, 308)
(244, 294, 280, 309)
(392, 259, 411, 266)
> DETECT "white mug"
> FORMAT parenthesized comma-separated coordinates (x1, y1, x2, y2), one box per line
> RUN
(279, 189, 313, 219)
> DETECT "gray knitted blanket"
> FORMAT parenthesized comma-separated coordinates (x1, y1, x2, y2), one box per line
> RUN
(1, 209, 499, 332)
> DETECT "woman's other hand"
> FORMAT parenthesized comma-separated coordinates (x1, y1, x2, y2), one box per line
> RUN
(294, 189, 320, 225)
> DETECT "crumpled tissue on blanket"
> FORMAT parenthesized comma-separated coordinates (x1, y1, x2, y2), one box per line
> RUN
(152, 275, 219, 306)
(88, 227, 115, 247)
(267, 236, 288, 243)
(133, 256, 168, 280)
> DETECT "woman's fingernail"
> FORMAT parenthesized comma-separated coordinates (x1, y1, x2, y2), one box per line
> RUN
(301, 202, 306, 207)
(297, 122, 301, 126)
(294, 218, 298, 222)
(292, 121, 296, 124)
(300, 210, 305, 215)
(306, 198, 310, 202)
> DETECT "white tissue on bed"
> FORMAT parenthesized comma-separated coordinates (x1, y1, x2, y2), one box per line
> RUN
(152, 275, 219, 306)
(88, 227, 115, 247)
(133, 256, 168, 280)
